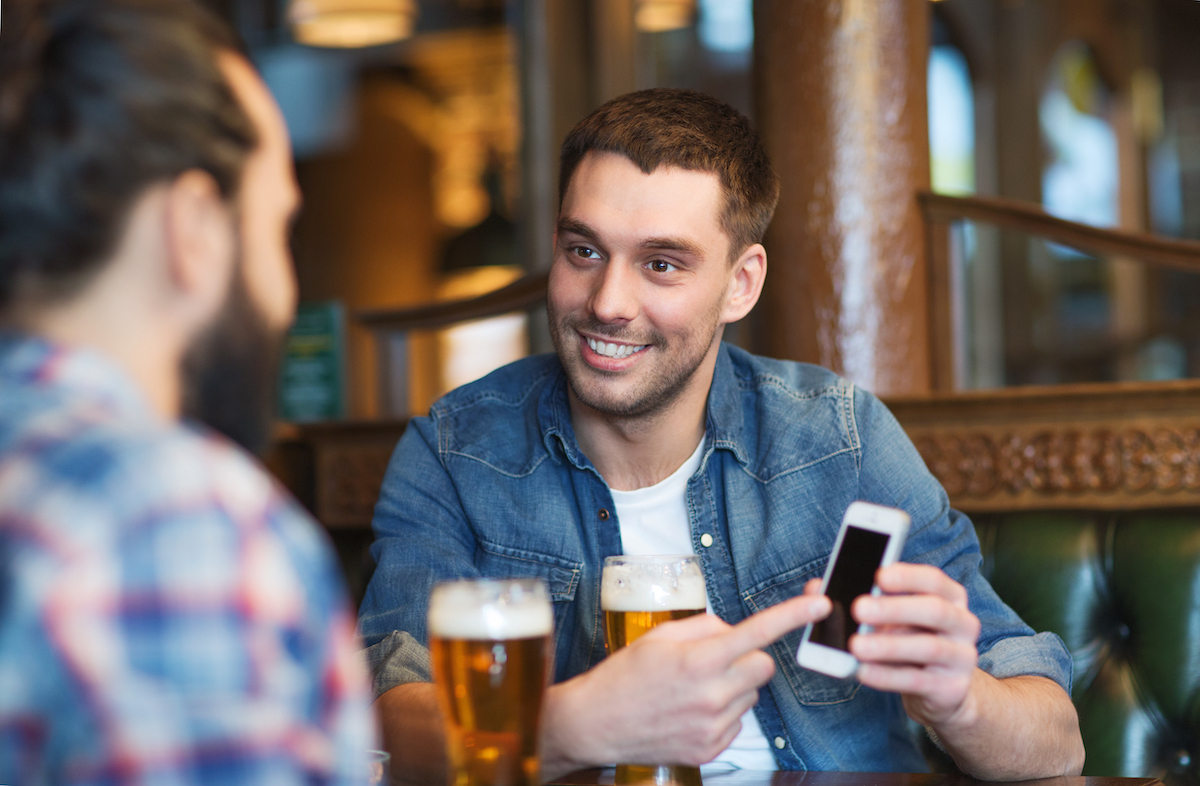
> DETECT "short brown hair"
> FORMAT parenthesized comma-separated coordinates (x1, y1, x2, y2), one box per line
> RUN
(558, 88, 780, 259)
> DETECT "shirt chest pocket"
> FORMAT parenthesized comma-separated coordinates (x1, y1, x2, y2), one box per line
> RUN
(474, 540, 583, 634)
(743, 560, 863, 706)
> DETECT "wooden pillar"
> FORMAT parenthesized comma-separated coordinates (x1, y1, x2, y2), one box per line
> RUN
(754, 0, 932, 396)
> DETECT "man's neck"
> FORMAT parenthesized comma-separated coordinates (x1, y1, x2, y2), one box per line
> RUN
(568, 361, 715, 493)
(12, 295, 182, 422)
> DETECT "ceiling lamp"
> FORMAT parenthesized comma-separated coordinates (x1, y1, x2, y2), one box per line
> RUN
(288, 0, 417, 48)
(635, 0, 695, 33)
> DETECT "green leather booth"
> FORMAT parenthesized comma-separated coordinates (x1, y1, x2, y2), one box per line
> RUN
(951, 511, 1200, 783)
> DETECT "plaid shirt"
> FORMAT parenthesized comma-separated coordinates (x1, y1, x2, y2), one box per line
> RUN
(0, 334, 377, 784)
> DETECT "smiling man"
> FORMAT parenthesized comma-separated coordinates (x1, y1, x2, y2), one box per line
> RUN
(360, 89, 1084, 780)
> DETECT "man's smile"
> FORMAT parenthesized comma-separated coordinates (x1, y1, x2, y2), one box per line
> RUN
(579, 332, 651, 369)
(585, 335, 649, 359)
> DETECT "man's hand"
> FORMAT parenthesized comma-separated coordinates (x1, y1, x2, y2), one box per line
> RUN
(846, 563, 981, 727)
(801, 563, 1083, 779)
(540, 593, 831, 778)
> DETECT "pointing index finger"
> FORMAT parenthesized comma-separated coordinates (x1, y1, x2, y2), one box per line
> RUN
(710, 595, 830, 667)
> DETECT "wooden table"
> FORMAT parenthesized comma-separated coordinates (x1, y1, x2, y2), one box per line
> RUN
(549, 769, 1162, 786)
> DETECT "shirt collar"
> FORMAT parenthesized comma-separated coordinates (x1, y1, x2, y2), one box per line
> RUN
(537, 343, 751, 471)
(0, 331, 156, 423)
(538, 362, 594, 472)
(704, 344, 750, 467)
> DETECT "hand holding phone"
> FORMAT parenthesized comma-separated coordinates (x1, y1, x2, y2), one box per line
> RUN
(796, 501, 910, 679)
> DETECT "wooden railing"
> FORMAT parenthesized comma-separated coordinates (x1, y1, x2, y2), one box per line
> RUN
(357, 272, 550, 418)
(920, 192, 1200, 271)
(920, 192, 1200, 393)
(357, 271, 550, 333)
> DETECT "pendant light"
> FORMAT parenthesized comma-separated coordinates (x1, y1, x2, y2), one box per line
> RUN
(634, 0, 695, 33)
(288, 0, 417, 48)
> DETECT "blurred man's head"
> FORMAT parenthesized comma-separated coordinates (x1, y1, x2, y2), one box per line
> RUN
(0, 0, 299, 451)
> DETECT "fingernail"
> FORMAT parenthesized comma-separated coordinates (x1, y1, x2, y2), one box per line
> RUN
(810, 597, 831, 616)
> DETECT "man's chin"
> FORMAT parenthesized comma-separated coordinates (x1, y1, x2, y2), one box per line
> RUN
(564, 367, 661, 420)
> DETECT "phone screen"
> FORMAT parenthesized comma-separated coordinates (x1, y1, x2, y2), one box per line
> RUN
(809, 525, 890, 652)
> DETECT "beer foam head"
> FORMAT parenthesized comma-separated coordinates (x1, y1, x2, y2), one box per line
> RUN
(428, 579, 553, 640)
(601, 556, 707, 612)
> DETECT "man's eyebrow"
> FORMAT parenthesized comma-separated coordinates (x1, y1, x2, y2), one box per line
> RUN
(556, 217, 598, 241)
(558, 219, 704, 258)
(642, 236, 704, 257)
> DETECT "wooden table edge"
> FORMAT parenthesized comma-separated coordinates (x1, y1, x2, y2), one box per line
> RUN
(547, 768, 1162, 786)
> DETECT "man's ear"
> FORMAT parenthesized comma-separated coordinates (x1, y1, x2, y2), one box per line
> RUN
(720, 242, 767, 324)
(161, 169, 235, 322)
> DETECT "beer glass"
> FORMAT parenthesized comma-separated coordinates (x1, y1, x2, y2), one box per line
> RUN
(429, 578, 554, 786)
(601, 555, 707, 786)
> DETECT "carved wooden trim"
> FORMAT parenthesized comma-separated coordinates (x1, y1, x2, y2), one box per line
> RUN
(914, 427, 1200, 498)
(889, 383, 1200, 511)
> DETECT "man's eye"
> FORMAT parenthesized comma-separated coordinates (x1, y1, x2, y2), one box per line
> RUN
(573, 247, 597, 259)
(649, 259, 677, 273)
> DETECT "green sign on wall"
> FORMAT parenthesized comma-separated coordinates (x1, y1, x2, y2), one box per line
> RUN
(278, 301, 346, 422)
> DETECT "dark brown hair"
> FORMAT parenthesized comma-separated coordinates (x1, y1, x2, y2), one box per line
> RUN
(559, 88, 780, 259)
(0, 0, 256, 309)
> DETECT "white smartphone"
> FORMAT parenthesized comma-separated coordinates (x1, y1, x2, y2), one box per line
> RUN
(796, 501, 911, 679)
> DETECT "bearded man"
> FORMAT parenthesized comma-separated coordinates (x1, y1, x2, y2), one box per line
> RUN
(0, 1, 374, 781)
(360, 89, 1084, 780)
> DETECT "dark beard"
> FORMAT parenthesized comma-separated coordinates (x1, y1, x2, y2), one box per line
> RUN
(180, 267, 285, 455)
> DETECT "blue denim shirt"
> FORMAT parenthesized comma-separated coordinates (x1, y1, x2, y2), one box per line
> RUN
(360, 344, 1071, 772)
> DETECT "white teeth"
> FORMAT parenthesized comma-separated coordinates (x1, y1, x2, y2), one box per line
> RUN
(587, 337, 647, 359)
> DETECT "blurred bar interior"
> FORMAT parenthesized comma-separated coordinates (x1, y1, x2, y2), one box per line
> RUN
(201, 0, 1200, 599)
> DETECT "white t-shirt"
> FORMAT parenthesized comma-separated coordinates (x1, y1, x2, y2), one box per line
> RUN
(609, 438, 778, 772)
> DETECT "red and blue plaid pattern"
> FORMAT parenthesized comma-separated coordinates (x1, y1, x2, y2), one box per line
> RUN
(0, 335, 377, 784)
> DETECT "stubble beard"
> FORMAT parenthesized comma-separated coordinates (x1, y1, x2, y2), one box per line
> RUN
(547, 299, 723, 421)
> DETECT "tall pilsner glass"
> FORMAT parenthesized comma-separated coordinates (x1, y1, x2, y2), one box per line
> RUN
(602, 555, 707, 786)
(429, 578, 554, 786)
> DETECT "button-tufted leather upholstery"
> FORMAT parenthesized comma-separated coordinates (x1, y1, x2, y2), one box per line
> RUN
(964, 511, 1200, 783)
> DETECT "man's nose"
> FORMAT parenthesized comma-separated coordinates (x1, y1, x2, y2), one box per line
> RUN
(589, 261, 638, 324)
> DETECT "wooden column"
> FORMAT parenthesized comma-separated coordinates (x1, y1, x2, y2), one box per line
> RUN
(754, 0, 932, 396)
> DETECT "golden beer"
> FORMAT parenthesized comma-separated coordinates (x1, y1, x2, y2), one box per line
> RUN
(603, 608, 703, 652)
(601, 556, 707, 786)
(430, 579, 553, 786)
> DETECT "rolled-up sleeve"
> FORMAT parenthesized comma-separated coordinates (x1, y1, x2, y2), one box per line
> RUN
(978, 631, 1073, 691)
(365, 631, 433, 700)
